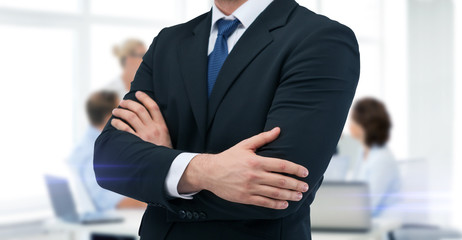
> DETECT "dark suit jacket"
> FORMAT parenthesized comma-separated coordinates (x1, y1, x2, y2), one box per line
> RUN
(94, 0, 360, 239)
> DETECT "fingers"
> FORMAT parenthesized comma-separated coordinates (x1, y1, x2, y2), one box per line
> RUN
(252, 184, 303, 202)
(239, 127, 280, 150)
(247, 195, 288, 210)
(111, 118, 136, 135)
(112, 108, 144, 132)
(135, 91, 166, 123)
(259, 172, 309, 193)
(261, 157, 309, 178)
(119, 99, 152, 124)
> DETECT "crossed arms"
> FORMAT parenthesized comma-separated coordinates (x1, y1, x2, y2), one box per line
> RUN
(93, 23, 360, 221)
(111, 91, 309, 209)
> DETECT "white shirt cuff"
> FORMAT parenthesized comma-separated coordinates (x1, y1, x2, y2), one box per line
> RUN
(165, 152, 200, 199)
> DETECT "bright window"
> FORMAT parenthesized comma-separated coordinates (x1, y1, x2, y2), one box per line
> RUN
(0, 25, 74, 223)
(90, 0, 178, 21)
(0, 0, 79, 13)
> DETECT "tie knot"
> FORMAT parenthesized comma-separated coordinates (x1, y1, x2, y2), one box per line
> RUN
(216, 18, 240, 38)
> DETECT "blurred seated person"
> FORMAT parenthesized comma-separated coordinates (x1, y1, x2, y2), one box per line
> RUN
(106, 39, 146, 99)
(67, 91, 146, 211)
(348, 97, 401, 217)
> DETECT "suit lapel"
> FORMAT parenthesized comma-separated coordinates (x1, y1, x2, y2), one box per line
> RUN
(178, 11, 212, 140)
(206, 0, 298, 131)
(177, 0, 298, 137)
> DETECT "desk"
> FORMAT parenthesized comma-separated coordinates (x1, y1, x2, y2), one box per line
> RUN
(42, 210, 399, 240)
(45, 210, 144, 240)
(312, 232, 376, 240)
(312, 219, 401, 240)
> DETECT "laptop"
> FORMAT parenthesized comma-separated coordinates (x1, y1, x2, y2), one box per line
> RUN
(44, 174, 123, 224)
(310, 181, 371, 232)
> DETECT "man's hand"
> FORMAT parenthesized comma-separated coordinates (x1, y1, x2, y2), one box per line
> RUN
(111, 93, 310, 210)
(178, 127, 310, 210)
(111, 91, 172, 148)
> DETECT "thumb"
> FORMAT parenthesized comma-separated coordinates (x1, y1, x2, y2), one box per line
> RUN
(239, 127, 280, 151)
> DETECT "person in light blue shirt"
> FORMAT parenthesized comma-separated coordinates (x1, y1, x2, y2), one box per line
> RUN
(348, 97, 401, 217)
(67, 91, 145, 211)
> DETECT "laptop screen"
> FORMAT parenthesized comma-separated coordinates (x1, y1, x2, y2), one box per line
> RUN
(44, 175, 78, 221)
(310, 181, 371, 231)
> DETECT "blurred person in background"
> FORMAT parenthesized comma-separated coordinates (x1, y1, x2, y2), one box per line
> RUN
(105, 39, 146, 99)
(348, 97, 401, 217)
(67, 90, 146, 211)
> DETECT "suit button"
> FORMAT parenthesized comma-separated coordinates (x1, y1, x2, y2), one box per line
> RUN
(193, 211, 199, 220)
(199, 211, 207, 219)
(178, 210, 186, 219)
(186, 211, 193, 219)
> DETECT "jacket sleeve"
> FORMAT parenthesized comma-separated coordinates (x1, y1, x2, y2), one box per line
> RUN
(163, 23, 361, 221)
(93, 32, 186, 208)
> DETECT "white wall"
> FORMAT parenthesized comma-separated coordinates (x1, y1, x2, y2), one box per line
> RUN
(408, 0, 454, 226)
(453, 0, 462, 230)
(382, 0, 409, 159)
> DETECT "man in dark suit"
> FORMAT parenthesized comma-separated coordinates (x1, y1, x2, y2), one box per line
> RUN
(93, 0, 360, 239)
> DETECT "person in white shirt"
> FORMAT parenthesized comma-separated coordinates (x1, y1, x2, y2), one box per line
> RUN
(67, 91, 146, 210)
(348, 97, 401, 217)
(105, 39, 146, 100)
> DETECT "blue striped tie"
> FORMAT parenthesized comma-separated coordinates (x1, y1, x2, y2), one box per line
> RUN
(207, 18, 241, 98)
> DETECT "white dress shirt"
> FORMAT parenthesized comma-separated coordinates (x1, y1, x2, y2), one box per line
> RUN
(67, 126, 125, 211)
(164, 0, 274, 199)
(350, 145, 401, 217)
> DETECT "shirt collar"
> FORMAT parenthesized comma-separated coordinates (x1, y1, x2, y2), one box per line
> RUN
(211, 0, 273, 32)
